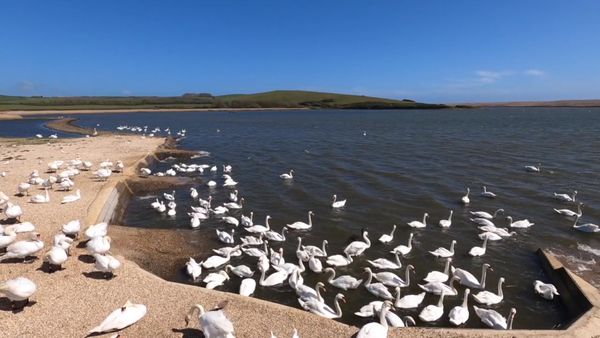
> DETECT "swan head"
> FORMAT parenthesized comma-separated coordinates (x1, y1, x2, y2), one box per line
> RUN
(363, 267, 373, 273)
(499, 277, 505, 284)
(323, 240, 328, 245)
(332, 194, 337, 200)
(506, 216, 513, 222)
(509, 308, 517, 316)
(424, 213, 429, 217)
(451, 240, 457, 244)
(316, 281, 326, 290)
(483, 263, 493, 271)
(219, 270, 230, 279)
(336, 293, 346, 303)
(324, 267, 335, 274)
(309, 211, 314, 216)
(407, 264, 415, 272)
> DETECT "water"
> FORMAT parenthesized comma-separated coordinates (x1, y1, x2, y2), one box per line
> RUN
(3, 108, 600, 329)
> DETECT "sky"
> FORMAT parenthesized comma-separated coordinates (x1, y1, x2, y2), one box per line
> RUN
(1, 1, 599, 103)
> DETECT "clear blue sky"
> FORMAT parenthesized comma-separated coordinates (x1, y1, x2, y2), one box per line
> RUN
(1, 1, 599, 102)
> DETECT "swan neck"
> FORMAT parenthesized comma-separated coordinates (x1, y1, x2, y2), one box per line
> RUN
(334, 296, 343, 317)
(461, 291, 469, 307)
(308, 213, 312, 226)
(507, 311, 515, 329)
(326, 269, 335, 282)
(497, 279, 504, 297)
(365, 270, 372, 285)
(379, 305, 389, 327)
(404, 267, 411, 286)
(443, 259, 451, 274)
(480, 266, 488, 288)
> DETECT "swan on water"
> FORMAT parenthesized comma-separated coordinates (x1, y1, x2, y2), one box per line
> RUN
(240, 211, 253, 227)
(449, 288, 470, 326)
(61, 189, 81, 204)
(245, 215, 271, 233)
(287, 211, 314, 230)
(259, 266, 288, 286)
(299, 293, 346, 319)
(363, 267, 394, 300)
(438, 211, 453, 228)
(326, 252, 353, 267)
(429, 239, 456, 258)
(331, 194, 347, 208)
(470, 208, 504, 220)
(452, 263, 491, 289)
(241, 234, 264, 246)
(480, 186, 497, 198)
(378, 224, 396, 243)
(229, 190, 238, 202)
(554, 190, 577, 203)
(506, 216, 534, 228)
(223, 197, 243, 209)
(0, 232, 44, 262)
(394, 286, 425, 309)
(554, 203, 583, 218)
(295, 281, 325, 303)
(534, 280, 559, 300)
(207, 180, 217, 187)
(94, 253, 122, 278)
(470, 217, 495, 227)
(225, 264, 254, 278)
(469, 236, 489, 257)
(418, 291, 446, 322)
(461, 187, 470, 205)
(280, 170, 294, 180)
(185, 303, 235, 338)
(190, 214, 201, 228)
(344, 230, 371, 256)
(216, 229, 235, 244)
(203, 270, 230, 289)
(479, 231, 503, 241)
(525, 163, 541, 172)
(424, 257, 452, 283)
(239, 278, 256, 297)
(0, 276, 36, 309)
(367, 251, 402, 269)
(264, 227, 287, 242)
(308, 254, 323, 273)
(186, 257, 202, 281)
(572, 216, 600, 233)
(302, 239, 327, 257)
(355, 300, 392, 338)
(391, 232, 414, 256)
(324, 267, 362, 290)
(418, 275, 460, 296)
(202, 251, 232, 269)
(408, 213, 428, 228)
(213, 245, 242, 258)
(473, 277, 504, 305)
(89, 301, 147, 334)
(474, 306, 516, 330)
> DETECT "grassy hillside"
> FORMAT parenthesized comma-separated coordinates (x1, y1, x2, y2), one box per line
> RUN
(0, 90, 447, 111)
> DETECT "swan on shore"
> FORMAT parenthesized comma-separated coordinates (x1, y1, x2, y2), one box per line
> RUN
(30, 188, 50, 204)
(0, 277, 37, 309)
(44, 245, 68, 269)
(89, 301, 147, 334)
(0, 232, 44, 262)
(184, 303, 235, 338)
(94, 253, 122, 278)
(61, 220, 81, 238)
(85, 222, 108, 239)
(61, 189, 81, 204)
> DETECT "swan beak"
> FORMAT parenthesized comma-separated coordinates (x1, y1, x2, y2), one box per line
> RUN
(341, 297, 346, 303)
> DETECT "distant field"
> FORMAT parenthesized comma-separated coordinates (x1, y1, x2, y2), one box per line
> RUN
(0, 90, 447, 111)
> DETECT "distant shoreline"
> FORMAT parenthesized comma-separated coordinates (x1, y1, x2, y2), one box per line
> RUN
(460, 99, 600, 108)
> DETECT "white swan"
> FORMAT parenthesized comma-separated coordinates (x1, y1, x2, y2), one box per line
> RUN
(223, 198, 243, 209)
(89, 301, 147, 334)
(185, 304, 235, 338)
(30, 189, 50, 203)
(190, 187, 199, 199)
(438, 211, 453, 228)
(479, 226, 516, 238)
(470, 208, 504, 220)
(0, 227, 17, 249)
(302, 239, 327, 257)
(241, 211, 253, 227)
(470, 217, 495, 227)
(280, 170, 294, 180)
(259, 266, 288, 286)
(554, 190, 577, 203)
(474, 306, 516, 330)
(394, 285, 426, 310)
(229, 189, 238, 202)
(326, 252, 353, 267)
(203, 270, 230, 289)
(94, 253, 122, 278)
(207, 180, 217, 187)
(324, 267, 362, 290)
(525, 163, 541, 172)
(554, 203, 583, 218)
(0, 276, 36, 308)
(245, 215, 271, 233)
(424, 258, 452, 283)
(85, 222, 108, 239)
(452, 263, 491, 289)
(449, 288, 470, 326)
(429, 239, 456, 258)
(367, 251, 402, 269)
(186, 257, 202, 281)
(344, 230, 371, 256)
(4, 202, 22, 220)
(507, 216, 534, 228)
(287, 211, 314, 230)
(61, 220, 81, 237)
(86, 236, 111, 255)
(239, 278, 256, 296)
(202, 251, 231, 269)
(213, 245, 242, 258)
(469, 236, 488, 257)
(391, 232, 414, 256)
(61, 189, 81, 204)
(418, 275, 460, 296)
(418, 291, 446, 322)
(480, 186, 497, 198)
(378, 224, 396, 243)
(44, 245, 68, 269)
(299, 293, 345, 319)
(363, 268, 394, 300)
(225, 264, 254, 278)
(473, 277, 504, 305)
(265, 227, 287, 242)
(163, 191, 175, 201)
(461, 187, 470, 205)
(0, 232, 44, 262)
(408, 213, 428, 228)
(216, 229, 235, 244)
(534, 280, 559, 300)
(240, 234, 263, 246)
(308, 254, 323, 273)
(479, 231, 503, 241)
(295, 280, 325, 302)
(331, 194, 347, 208)
(572, 216, 600, 233)
(17, 182, 31, 196)
(356, 301, 392, 338)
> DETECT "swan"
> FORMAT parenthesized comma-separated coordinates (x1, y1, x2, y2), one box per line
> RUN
(61, 189, 81, 204)
(408, 213, 428, 228)
(186, 257, 202, 281)
(452, 263, 491, 289)
(554, 190, 577, 203)
(470, 217, 495, 227)
(461, 188, 470, 205)
(212, 206, 228, 215)
(394, 286, 425, 309)
(89, 301, 147, 334)
(241, 211, 253, 227)
(473, 277, 504, 305)
(424, 258, 452, 283)
(295, 281, 325, 302)
(0, 232, 44, 262)
(534, 280, 559, 300)
(229, 190, 238, 202)
(12, 222, 36, 233)
(299, 293, 346, 319)
(331, 194, 347, 208)
(308, 254, 323, 273)
(203, 270, 230, 289)
(324, 267, 362, 290)
(280, 170, 294, 180)
(44, 245, 68, 269)
(30, 189, 50, 203)
(429, 239, 456, 258)
(241, 234, 264, 246)
(216, 229, 235, 244)
(3, 202, 22, 220)
(372, 265, 413, 287)
(264, 227, 287, 242)
(86, 236, 111, 255)
(470, 208, 504, 220)
(507, 216, 534, 228)
(572, 216, 600, 233)
(225, 264, 254, 277)
(270, 247, 285, 266)
(17, 182, 31, 196)
(418, 275, 460, 296)
(222, 216, 239, 227)
(525, 163, 541, 172)
(184, 304, 235, 338)
(363, 267, 394, 300)
(94, 253, 122, 278)
(474, 306, 516, 330)
(245, 215, 271, 233)
(554, 203, 583, 218)
(202, 251, 231, 269)
(190, 187, 199, 199)
(479, 231, 503, 241)
(239, 278, 256, 296)
(367, 251, 402, 269)
(356, 301, 392, 338)
(157, 201, 166, 213)
(259, 266, 288, 286)
(207, 180, 217, 187)
(287, 211, 314, 230)
(274, 256, 305, 275)
(378, 224, 396, 243)
(326, 252, 353, 267)
(213, 245, 242, 257)
(85, 222, 108, 239)
(469, 236, 489, 257)
(418, 291, 446, 322)
(391, 232, 414, 256)
(438, 211, 453, 228)
(191, 214, 201, 228)
(163, 191, 175, 201)
(140, 168, 151, 177)
(483, 227, 517, 238)
(343, 230, 371, 256)
(0, 276, 36, 309)
(449, 288, 470, 326)
(480, 186, 497, 198)
(223, 198, 243, 209)
(0, 227, 17, 249)
(95, 168, 112, 181)
(61, 220, 80, 238)
(302, 239, 327, 257)
(210, 165, 218, 172)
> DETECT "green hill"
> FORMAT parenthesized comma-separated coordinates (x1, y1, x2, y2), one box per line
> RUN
(0, 90, 447, 111)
